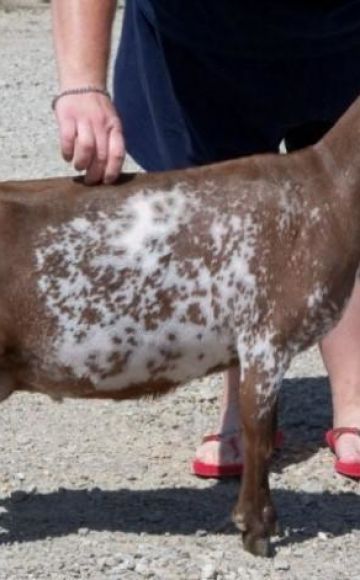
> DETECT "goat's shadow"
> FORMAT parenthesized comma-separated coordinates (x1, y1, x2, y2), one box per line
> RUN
(0, 484, 359, 550)
(0, 376, 357, 550)
(271, 375, 333, 470)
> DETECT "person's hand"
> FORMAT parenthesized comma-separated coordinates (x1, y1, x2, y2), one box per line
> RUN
(54, 92, 125, 185)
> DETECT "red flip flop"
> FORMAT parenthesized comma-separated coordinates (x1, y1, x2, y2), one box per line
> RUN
(326, 427, 360, 479)
(191, 430, 283, 479)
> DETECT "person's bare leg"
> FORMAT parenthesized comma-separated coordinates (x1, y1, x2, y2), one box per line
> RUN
(195, 280, 360, 472)
(320, 279, 360, 462)
(194, 367, 243, 467)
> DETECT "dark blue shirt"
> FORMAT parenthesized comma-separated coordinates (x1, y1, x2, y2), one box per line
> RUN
(114, 1, 360, 170)
(144, 0, 360, 58)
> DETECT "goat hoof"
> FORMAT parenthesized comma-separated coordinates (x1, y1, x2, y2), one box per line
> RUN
(242, 532, 271, 558)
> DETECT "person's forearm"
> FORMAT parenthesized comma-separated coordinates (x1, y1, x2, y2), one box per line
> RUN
(51, 0, 117, 90)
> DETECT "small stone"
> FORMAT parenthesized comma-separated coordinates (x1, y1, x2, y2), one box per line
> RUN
(300, 494, 315, 506)
(274, 559, 290, 571)
(117, 557, 135, 571)
(224, 573, 237, 580)
(201, 563, 217, 579)
(196, 529, 208, 537)
(78, 527, 89, 536)
(26, 485, 37, 495)
(146, 510, 163, 523)
(103, 557, 117, 568)
(317, 531, 329, 540)
(97, 558, 109, 572)
(16, 472, 25, 481)
(301, 480, 324, 494)
(10, 490, 28, 503)
(212, 550, 225, 562)
(186, 575, 200, 580)
(152, 566, 174, 578)
(135, 560, 152, 575)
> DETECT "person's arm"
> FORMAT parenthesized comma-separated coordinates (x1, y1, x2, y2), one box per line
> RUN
(51, 0, 124, 184)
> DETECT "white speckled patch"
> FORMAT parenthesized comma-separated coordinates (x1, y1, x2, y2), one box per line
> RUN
(34, 184, 265, 391)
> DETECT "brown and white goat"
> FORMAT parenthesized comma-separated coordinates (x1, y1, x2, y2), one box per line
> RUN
(0, 96, 359, 556)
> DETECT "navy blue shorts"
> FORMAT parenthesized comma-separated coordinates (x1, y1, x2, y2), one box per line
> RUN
(114, 0, 360, 170)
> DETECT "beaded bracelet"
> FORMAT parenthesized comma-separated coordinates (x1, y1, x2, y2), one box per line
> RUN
(51, 86, 111, 111)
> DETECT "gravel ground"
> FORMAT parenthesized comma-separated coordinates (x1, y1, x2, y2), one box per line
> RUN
(0, 4, 360, 580)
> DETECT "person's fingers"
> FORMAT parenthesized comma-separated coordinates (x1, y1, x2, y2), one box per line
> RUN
(103, 123, 125, 184)
(58, 116, 76, 162)
(73, 120, 96, 172)
(84, 127, 108, 185)
(84, 158, 105, 185)
(53, 93, 125, 183)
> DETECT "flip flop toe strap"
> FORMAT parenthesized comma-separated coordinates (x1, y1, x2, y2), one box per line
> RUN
(331, 427, 360, 441)
(201, 431, 239, 444)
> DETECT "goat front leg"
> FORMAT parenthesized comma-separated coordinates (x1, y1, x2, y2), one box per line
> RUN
(232, 361, 285, 557)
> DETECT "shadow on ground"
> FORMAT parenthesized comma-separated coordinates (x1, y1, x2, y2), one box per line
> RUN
(273, 375, 332, 470)
(0, 375, 353, 551)
(0, 483, 358, 550)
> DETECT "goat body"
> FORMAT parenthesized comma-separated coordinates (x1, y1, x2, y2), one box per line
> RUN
(1, 96, 359, 556)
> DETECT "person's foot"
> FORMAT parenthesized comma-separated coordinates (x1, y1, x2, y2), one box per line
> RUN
(329, 427, 360, 462)
(191, 430, 244, 478)
(326, 427, 360, 479)
(191, 429, 284, 478)
(196, 430, 243, 465)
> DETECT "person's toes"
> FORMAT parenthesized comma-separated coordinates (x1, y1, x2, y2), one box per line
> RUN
(194, 432, 243, 467)
(335, 432, 360, 463)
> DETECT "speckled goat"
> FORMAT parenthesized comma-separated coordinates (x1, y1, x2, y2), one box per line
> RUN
(0, 95, 359, 556)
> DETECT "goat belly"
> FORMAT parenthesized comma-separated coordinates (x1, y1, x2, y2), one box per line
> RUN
(38, 322, 235, 396)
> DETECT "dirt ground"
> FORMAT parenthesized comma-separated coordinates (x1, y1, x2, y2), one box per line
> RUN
(0, 4, 360, 580)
